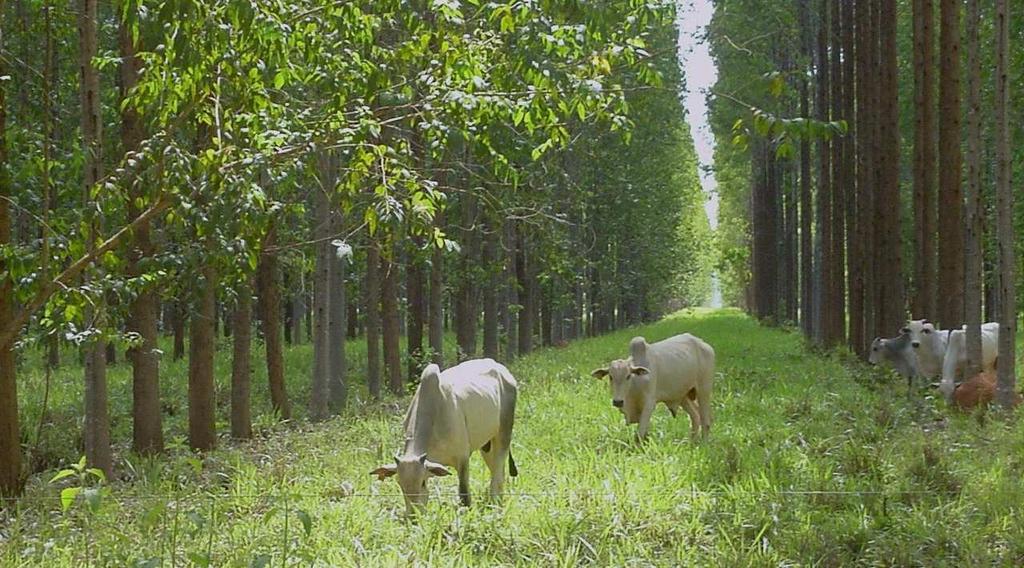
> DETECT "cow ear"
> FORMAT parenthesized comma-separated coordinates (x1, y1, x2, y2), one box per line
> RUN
(424, 461, 451, 477)
(370, 464, 398, 481)
(631, 366, 650, 376)
(591, 368, 610, 379)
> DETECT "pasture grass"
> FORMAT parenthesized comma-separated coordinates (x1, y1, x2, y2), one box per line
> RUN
(3, 308, 1024, 566)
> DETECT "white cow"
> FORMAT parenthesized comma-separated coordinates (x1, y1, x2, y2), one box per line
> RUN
(371, 359, 518, 514)
(868, 333, 919, 394)
(592, 334, 715, 441)
(903, 319, 953, 378)
(939, 322, 1000, 400)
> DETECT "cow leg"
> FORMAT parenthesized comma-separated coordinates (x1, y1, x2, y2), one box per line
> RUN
(457, 460, 471, 507)
(695, 387, 712, 439)
(666, 402, 680, 418)
(682, 398, 701, 440)
(635, 399, 656, 442)
(481, 440, 506, 500)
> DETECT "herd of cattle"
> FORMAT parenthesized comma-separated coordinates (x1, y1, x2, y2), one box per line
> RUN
(371, 319, 1016, 514)
(372, 333, 716, 514)
(869, 319, 1021, 409)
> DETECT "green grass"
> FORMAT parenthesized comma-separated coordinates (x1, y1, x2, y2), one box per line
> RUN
(4, 308, 1024, 566)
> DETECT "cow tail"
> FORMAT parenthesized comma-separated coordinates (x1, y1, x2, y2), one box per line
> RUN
(508, 450, 518, 477)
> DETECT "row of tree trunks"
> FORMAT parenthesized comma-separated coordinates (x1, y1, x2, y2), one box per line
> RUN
(912, 0, 937, 322)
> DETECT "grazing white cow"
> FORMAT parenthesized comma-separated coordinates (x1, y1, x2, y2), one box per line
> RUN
(939, 322, 1000, 400)
(592, 334, 715, 441)
(371, 359, 518, 514)
(903, 319, 953, 378)
(868, 333, 919, 394)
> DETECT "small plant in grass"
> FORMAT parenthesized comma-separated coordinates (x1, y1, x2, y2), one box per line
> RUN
(48, 456, 108, 513)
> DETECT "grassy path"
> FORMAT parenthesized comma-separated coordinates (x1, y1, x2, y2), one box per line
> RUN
(4, 308, 1024, 566)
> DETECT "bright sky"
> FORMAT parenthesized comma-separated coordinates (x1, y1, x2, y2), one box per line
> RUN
(676, 0, 719, 230)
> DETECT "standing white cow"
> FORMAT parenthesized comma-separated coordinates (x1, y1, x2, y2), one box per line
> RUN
(903, 319, 953, 378)
(591, 334, 715, 441)
(939, 322, 1000, 400)
(868, 333, 919, 394)
(371, 359, 518, 514)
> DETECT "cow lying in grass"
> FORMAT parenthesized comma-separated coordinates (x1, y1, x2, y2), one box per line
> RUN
(371, 359, 518, 515)
(592, 334, 715, 442)
(952, 370, 1022, 411)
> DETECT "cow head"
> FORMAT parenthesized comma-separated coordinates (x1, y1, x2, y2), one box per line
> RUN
(904, 319, 935, 350)
(868, 337, 886, 365)
(591, 359, 650, 412)
(371, 452, 450, 515)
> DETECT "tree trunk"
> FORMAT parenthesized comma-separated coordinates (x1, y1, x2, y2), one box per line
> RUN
(912, 0, 937, 320)
(482, 224, 500, 359)
(381, 240, 403, 395)
(188, 265, 217, 451)
(406, 240, 425, 379)
(829, 0, 846, 344)
(121, 3, 163, 455)
(428, 227, 444, 367)
(257, 226, 290, 420)
(516, 228, 533, 354)
(173, 300, 186, 360)
(962, 0, 983, 377)
(231, 280, 253, 439)
(856, 0, 877, 348)
(937, 0, 963, 328)
(799, 0, 813, 338)
(347, 297, 358, 339)
(505, 222, 519, 358)
(455, 195, 479, 360)
(365, 242, 382, 398)
(0, 6, 21, 493)
(994, 0, 1015, 408)
(815, 0, 833, 346)
(328, 208, 347, 410)
(841, 0, 859, 352)
(875, 0, 904, 337)
(79, 0, 112, 476)
(309, 177, 332, 421)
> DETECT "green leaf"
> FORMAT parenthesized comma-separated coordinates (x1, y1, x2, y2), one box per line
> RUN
(49, 469, 76, 484)
(86, 468, 107, 483)
(250, 555, 271, 568)
(60, 487, 81, 511)
(296, 509, 313, 536)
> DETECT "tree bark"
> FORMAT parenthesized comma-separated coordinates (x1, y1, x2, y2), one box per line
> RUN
(829, 0, 846, 344)
(505, 222, 519, 358)
(841, 0, 859, 352)
(406, 240, 425, 379)
(799, 0, 813, 338)
(381, 239, 403, 395)
(79, 0, 111, 476)
(912, 0, 937, 320)
(516, 227, 534, 354)
(875, 0, 904, 337)
(962, 0, 983, 377)
(121, 2, 163, 455)
(455, 195, 479, 360)
(815, 0, 833, 346)
(0, 1, 21, 494)
(257, 225, 290, 420)
(327, 208, 347, 410)
(173, 300, 186, 360)
(309, 176, 332, 421)
(365, 242, 382, 398)
(994, 0, 1015, 408)
(482, 224, 499, 359)
(188, 265, 217, 451)
(937, 0, 963, 328)
(230, 281, 253, 439)
(428, 225, 445, 367)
